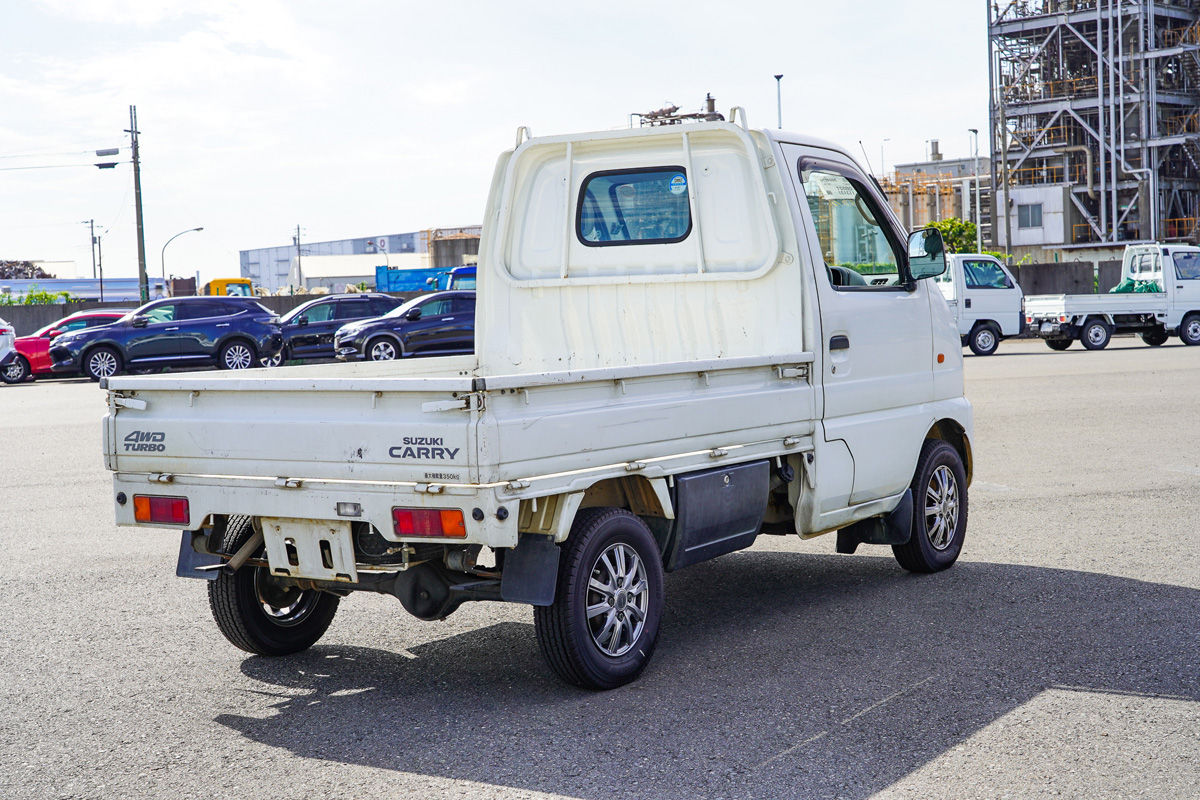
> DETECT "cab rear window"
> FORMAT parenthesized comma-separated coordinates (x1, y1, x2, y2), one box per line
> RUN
(576, 167, 691, 247)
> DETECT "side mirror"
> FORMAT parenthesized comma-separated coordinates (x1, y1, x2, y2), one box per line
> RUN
(132, 316, 149, 329)
(405, 308, 422, 321)
(908, 228, 947, 280)
(46, 328, 62, 339)
(297, 316, 309, 327)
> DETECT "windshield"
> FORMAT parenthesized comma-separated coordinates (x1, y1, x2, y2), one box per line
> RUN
(383, 295, 427, 319)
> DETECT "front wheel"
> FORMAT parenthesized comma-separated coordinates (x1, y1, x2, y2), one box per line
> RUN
(892, 439, 968, 573)
(1080, 319, 1111, 350)
(1180, 314, 1200, 346)
(85, 347, 123, 381)
(367, 337, 399, 361)
(208, 515, 339, 656)
(534, 508, 664, 690)
(1, 355, 29, 384)
(968, 324, 1000, 356)
(219, 340, 257, 370)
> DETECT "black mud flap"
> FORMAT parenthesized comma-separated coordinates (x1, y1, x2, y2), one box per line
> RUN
(176, 531, 223, 580)
(836, 489, 913, 555)
(500, 533, 560, 606)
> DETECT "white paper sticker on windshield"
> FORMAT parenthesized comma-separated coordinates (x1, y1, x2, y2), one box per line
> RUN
(669, 174, 687, 195)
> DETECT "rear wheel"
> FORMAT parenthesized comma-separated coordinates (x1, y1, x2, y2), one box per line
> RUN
(1080, 319, 1111, 350)
(367, 337, 399, 361)
(207, 515, 339, 656)
(1046, 339, 1072, 351)
(534, 508, 664, 690)
(892, 439, 968, 573)
(1, 355, 29, 384)
(219, 340, 257, 370)
(1140, 329, 1169, 347)
(85, 347, 122, 381)
(968, 324, 1000, 356)
(1180, 314, 1200, 346)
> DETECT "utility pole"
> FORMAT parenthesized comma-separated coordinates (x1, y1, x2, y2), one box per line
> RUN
(969, 129, 982, 253)
(82, 219, 96, 278)
(126, 105, 149, 303)
(294, 224, 303, 288)
(97, 234, 105, 302)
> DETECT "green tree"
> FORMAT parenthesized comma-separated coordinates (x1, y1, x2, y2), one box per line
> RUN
(924, 217, 977, 254)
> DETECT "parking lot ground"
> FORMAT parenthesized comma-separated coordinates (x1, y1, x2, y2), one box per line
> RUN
(2, 337, 1198, 799)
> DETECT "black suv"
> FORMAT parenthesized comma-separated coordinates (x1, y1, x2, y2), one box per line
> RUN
(334, 291, 475, 361)
(272, 293, 404, 364)
(50, 296, 283, 380)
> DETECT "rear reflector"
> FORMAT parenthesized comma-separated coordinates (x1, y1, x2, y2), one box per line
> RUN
(133, 495, 190, 524)
(392, 508, 466, 538)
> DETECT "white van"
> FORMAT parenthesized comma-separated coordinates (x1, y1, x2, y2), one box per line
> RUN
(935, 254, 1024, 355)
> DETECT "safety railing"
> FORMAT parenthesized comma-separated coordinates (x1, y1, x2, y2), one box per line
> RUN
(1164, 218, 1198, 240)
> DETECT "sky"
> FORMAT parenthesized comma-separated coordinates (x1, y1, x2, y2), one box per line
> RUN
(0, 0, 990, 285)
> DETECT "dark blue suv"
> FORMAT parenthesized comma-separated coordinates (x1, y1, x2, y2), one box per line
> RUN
(272, 293, 404, 364)
(50, 296, 283, 380)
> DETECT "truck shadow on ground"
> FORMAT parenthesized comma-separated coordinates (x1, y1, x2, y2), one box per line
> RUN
(216, 552, 1200, 799)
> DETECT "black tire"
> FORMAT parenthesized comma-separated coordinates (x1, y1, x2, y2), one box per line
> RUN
(1080, 319, 1111, 350)
(1046, 338, 1073, 351)
(218, 340, 257, 370)
(534, 508, 664, 690)
(367, 336, 400, 361)
(892, 439, 968, 573)
(207, 515, 339, 656)
(967, 324, 1000, 356)
(1140, 329, 1169, 347)
(1, 355, 29, 384)
(85, 346, 123, 381)
(1180, 314, 1200, 346)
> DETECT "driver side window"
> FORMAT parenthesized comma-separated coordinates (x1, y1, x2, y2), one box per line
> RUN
(798, 165, 904, 290)
(143, 304, 175, 323)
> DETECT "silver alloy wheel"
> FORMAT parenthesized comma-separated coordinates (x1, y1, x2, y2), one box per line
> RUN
(975, 329, 996, 351)
(924, 464, 960, 551)
(223, 343, 254, 369)
(261, 353, 282, 367)
(1188, 319, 1200, 342)
(89, 350, 119, 378)
(1085, 323, 1107, 347)
(586, 542, 649, 657)
(254, 569, 320, 626)
(2, 359, 25, 382)
(369, 339, 398, 361)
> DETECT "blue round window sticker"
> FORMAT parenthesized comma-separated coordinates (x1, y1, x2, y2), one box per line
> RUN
(669, 174, 687, 195)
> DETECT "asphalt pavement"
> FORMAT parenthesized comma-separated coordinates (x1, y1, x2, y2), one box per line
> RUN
(2, 338, 1198, 799)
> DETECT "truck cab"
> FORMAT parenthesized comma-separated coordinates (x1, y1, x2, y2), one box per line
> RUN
(202, 278, 255, 297)
(934, 254, 1023, 355)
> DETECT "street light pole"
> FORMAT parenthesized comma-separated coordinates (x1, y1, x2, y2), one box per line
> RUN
(969, 128, 982, 252)
(81, 219, 96, 278)
(774, 74, 783, 129)
(161, 227, 204, 295)
(881, 138, 890, 179)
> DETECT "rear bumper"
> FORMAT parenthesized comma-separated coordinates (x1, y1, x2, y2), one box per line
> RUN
(110, 471, 520, 549)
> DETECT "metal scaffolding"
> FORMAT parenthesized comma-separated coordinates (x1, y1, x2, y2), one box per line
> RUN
(989, 0, 1200, 249)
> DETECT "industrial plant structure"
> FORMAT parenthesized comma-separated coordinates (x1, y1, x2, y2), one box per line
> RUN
(989, 0, 1200, 262)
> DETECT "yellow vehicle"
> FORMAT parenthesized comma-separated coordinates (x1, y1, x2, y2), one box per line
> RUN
(202, 278, 255, 297)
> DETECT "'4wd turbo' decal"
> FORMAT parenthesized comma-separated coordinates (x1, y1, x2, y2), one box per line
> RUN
(124, 431, 166, 452)
(389, 436, 460, 460)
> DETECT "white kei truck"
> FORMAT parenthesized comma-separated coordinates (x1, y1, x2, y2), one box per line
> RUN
(934, 254, 1024, 356)
(1025, 243, 1200, 350)
(102, 117, 974, 690)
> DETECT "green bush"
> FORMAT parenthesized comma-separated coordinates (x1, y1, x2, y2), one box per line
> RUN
(0, 285, 77, 305)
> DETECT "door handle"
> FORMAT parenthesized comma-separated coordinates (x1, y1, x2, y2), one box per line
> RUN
(217, 323, 230, 327)
(965, 299, 972, 309)
(165, 327, 179, 331)
(830, 335, 850, 351)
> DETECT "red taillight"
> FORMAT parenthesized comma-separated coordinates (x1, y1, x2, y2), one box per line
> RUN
(1026, 316, 1033, 324)
(133, 495, 190, 524)
(1059, 315, 1067, 323)
(392, 507, 466, 538)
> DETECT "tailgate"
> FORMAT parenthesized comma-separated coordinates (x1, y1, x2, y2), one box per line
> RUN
(103, 373, 480, 484)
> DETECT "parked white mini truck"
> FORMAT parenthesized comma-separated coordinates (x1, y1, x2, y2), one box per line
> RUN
(1025, 243, 1200, 350)
(934, 254, 1024, 356)
(103, 116, 974, 689)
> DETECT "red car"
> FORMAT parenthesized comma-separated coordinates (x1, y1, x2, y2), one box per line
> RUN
(1, 309, 131, 383)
